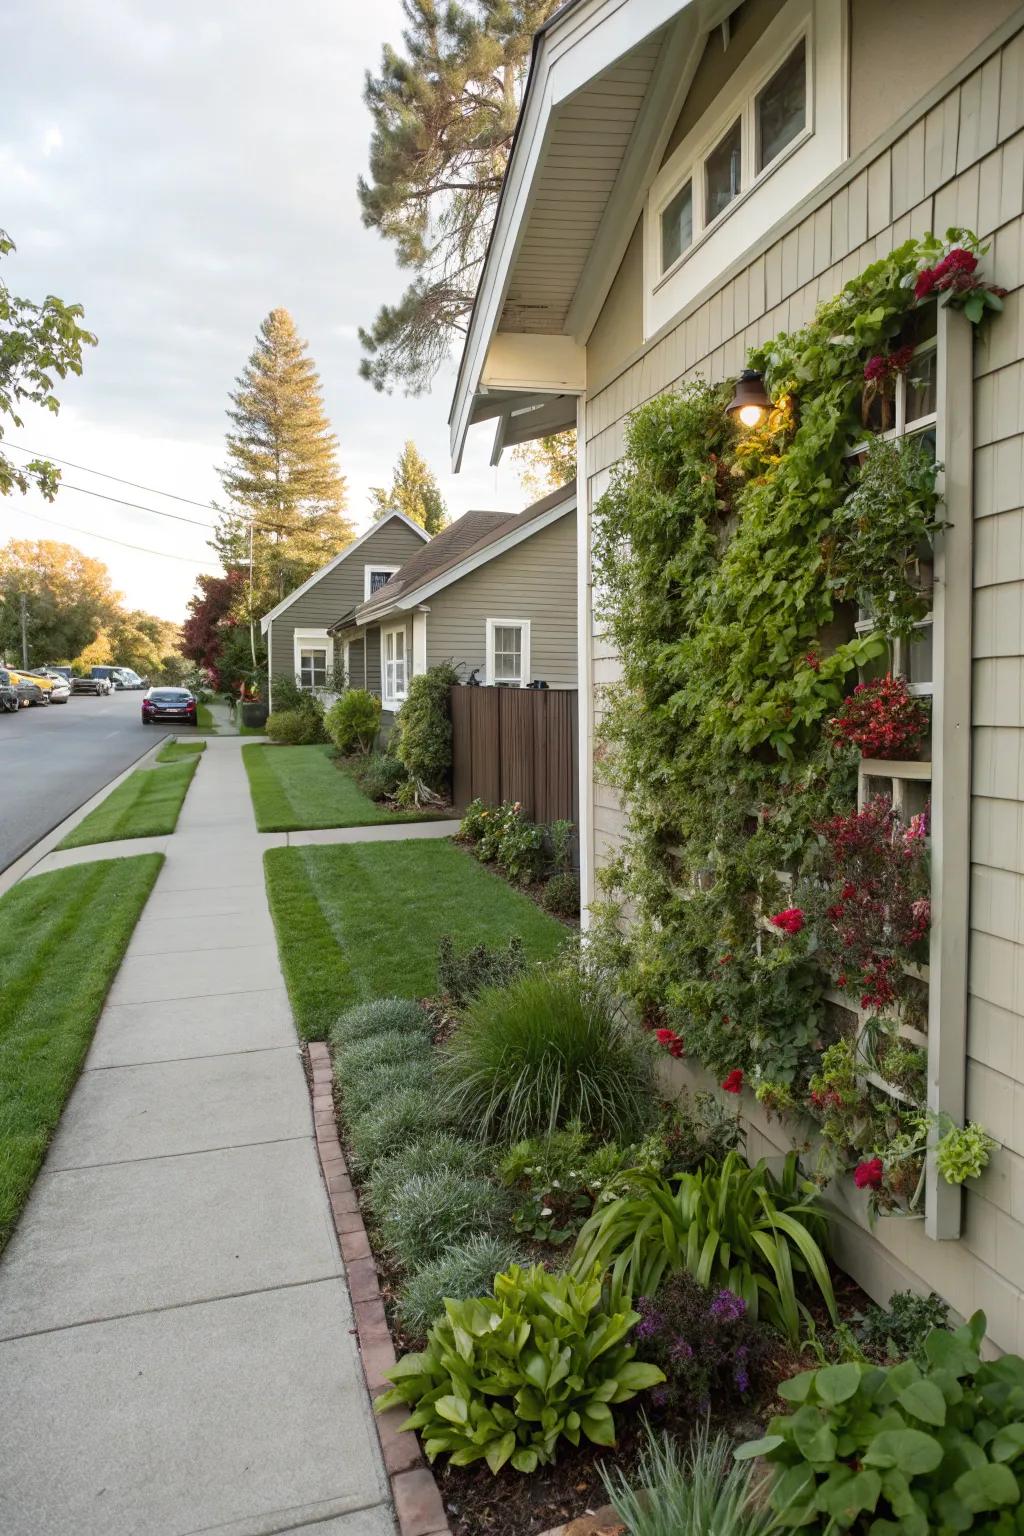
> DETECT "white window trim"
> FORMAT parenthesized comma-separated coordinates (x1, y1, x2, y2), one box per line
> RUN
(364, 563, 400, 601)
(485, 618, 532, 689)
(293, 627, 331, 691)
(342, 638, 351, 687)
(382, 623, 408, 708)
(644, 0, 847, 340)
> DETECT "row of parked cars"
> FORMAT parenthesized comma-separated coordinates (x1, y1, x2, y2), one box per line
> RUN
(0, 665, 150, 712)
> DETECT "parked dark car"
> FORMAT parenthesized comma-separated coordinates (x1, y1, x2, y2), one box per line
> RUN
(6, 668, 45, 706)
(0, 669, 19, 714)
(71, 674, 112, 696)
(142, 687, 198, 724)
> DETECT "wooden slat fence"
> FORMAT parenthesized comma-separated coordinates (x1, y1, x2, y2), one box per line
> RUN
(450, 686, 578, 829)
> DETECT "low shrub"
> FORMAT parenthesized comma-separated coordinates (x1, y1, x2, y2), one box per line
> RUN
(443, 970, 656, 1144)
(265, 707, 327, 745)
(325, 689, 381, 755)
(858, 1288, 951, 1364)
(738, 1309, 1024, 1533)
(499, 1125, 636, 1245)
(347, 1086, 450, 1172)
(394, 662, 459, 796)
(339, 1057, 435, 1122)
(457, 798, 490, 842)
(436, 933, 528, 1009)
(548, 818, 575, 873)
(366, 1135, 486, 1217)
(496, 814, 546, 885)
(330, 997, 429, 1049)
(631, 1272, 776, 1420)
(542, 871, 580, 917)
(475, 802, 521, 862)
(602, 1420, 778, 1536)
(397, 1232, 525, 1336)
(379, 1168, 509, 1270)
(375, 1262, 665, 1473)
(355, 751, 406, 801)
(571, 1150, 835, 1345)
(334, 1028, 431, 1080)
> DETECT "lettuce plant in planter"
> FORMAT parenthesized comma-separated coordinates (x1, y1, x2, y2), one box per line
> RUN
(375, 1262, 664, 1473)
(737, 1310, 1024, 1533)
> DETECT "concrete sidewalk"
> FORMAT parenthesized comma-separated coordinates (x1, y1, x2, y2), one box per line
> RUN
(0, 738, 396, 1536)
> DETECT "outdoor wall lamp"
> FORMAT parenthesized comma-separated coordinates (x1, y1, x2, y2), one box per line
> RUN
(726, 369, 770, 428)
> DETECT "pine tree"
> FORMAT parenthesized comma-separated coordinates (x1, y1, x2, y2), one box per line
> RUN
(369, 440, 449, 534)
(358, 0, 560, 394)
(213, 309, 354, 609)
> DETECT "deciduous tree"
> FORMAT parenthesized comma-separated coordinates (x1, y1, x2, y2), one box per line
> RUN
(0, 539, 118, 662)
(512, 429, 577, 500)
(358, 0, 559, 394)
(370, 440, 448, 533)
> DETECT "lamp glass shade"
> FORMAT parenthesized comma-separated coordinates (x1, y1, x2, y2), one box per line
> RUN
(726, 369, 770, 425)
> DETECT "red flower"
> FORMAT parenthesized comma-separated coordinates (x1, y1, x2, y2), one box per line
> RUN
(718, 953, 733, 965)
(941, 247, 978, 276)
(863, 354, 887, 381)
(722, 1069, 744, 1094)
(655, 1027, 684, 1059)
(914, 266, 938, 299)
(805, 651, 820, 671)
(770, 907, 805, 935)
(854, 1158, 884, 1191)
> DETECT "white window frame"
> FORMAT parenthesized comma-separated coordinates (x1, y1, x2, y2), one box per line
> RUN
(644, 0, 847, 339)
(485, 618, 532, 689)
(293, 627, 331, 692)
(342, 638, 351, 687)
(364, 564, 400, 601)
(382, 624, 408, 707)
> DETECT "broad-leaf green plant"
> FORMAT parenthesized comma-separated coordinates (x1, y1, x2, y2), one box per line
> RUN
(570, 1150, 835, 1344)
(737, 1309, 1024, 1533)
(375, 1262, 665, 1473)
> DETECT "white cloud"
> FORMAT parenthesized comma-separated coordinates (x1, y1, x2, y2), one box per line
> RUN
(41, 124, 63, 157)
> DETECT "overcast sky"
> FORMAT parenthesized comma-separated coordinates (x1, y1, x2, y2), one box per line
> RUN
(2, 0, 524, 620)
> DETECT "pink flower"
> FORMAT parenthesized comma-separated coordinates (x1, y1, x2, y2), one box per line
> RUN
(770, 907, 805, 935)
(722, 1069, 744, 1095)
(854, 1157, 884, 1191)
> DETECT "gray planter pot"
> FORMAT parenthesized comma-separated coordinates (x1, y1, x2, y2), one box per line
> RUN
(241, 702, 269, 728)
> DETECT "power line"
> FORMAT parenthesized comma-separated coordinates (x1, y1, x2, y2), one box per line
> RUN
(14, 507, 222, 567)
(6, 441, 222, 513)
(28, 479, 221, 530)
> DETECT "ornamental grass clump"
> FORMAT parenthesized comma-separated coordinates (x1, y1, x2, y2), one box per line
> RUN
(340, 1057, 435, 1121)
(329, 997, 430, 1048)
(366, 1134, 487, 1217)
(442, 971, 656, 1144)
(375, 1262, 665, 1473)
(601, 1419, 780, 1536)
(397, 1232, 526, 1336)
(333, 1027, 432, 1080)
(379, 1167, 509, 1270)
(571, 1150, 835, 1345)
(347, 1086, 450, 1172)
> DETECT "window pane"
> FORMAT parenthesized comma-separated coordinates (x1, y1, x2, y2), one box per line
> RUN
(756, 39, 806, 171)
(906, 348, 937, 423)
(493, 625, 522, 683)
(370, 569, 392, 593)
(705, 119, 742, 223)
(909, 624, 933, 689)
(299, 648, 327, 687)
(661, 180, 693, 271)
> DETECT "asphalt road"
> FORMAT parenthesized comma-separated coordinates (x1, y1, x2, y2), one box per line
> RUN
(0, 688, 182, 872)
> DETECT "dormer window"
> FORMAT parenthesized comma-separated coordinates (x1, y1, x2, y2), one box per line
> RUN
(365, 564, 400, 600)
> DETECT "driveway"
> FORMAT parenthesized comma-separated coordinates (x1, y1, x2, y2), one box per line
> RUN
(0, 688, 182, 872)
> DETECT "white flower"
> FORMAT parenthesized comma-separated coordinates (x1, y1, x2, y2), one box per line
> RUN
(540, 1206, 553, 1217)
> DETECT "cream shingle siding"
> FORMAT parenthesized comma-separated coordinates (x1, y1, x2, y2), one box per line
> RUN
(267, 519, 426, 692)
(582, 13, 1024, 1349)
(424, 511, 578, 687)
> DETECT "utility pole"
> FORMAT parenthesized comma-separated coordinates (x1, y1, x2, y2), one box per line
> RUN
(19, 592, 28, 668)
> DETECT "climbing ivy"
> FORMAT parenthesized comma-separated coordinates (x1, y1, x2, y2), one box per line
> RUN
(591, 231, 990, 1157)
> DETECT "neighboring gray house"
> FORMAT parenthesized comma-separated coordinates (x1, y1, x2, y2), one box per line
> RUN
(259, 511, 429, 709)
(331, 483, 577, 718)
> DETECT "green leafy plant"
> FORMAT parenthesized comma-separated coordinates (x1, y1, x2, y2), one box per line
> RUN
(571, 1151, 836, 1344)
(935, 1119, 997, 1186)
(548, 819, 576, 874)
(442, 971, 656, 1144)
(457, 798, 491, 843)
(601, 1419, 781, 1536)
(543, 871, 581, 918)
(397, 1232, 526, 1337)
(498, 1126, 633, 1246)
(375, 1262, 665, 1473)
(737, 1310, 1024, 1533)
(496, 813, 547, 885)
(394, 662, 459, 800)
(379, 1168, 509, 1270)
(330, 995, 430, 1049)
(353, 750, 407, 800)
(436, 933, 527, 1009)
(325, 689, 381, 755)
(858, 1290, 951, 1365)
(265, 706, 328, 745)
(473, 801, 522, 862)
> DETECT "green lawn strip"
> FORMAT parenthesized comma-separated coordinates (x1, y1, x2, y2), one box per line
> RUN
(156, 739, 207, 763)
(243, 743, 446, 832)
(264, 838, 564, 1039)
(58, 756, 200, 848)
(195, 703, 216, 732)
(0, 854, 163, 1250)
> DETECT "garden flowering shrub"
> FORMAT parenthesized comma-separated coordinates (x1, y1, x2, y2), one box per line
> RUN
(631, 1273, 774, 1421)
(830, 675, 930, 760)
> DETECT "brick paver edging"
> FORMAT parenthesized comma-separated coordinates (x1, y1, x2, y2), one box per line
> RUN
(308, 1041, 452, 1536)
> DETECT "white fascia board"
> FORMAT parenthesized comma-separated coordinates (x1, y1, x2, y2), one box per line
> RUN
(449, 0, 699, 469)
(258, 510, 430, 632)
(386, 493, 576, 612)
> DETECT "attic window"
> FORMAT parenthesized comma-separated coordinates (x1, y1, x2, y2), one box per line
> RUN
(365, 563, 400, 600)
(756, 39, 806, 171)
(661, 180, 693, 270)
(705, 119, 742, 224)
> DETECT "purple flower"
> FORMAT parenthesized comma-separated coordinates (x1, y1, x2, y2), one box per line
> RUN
(669, 1336, 694, 1363)
(708, 1289, 746, 1323)
(650, 1386, 670, 1408)
(734, 1365, 750, 1393)
(633, 1297, 664, 1340)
